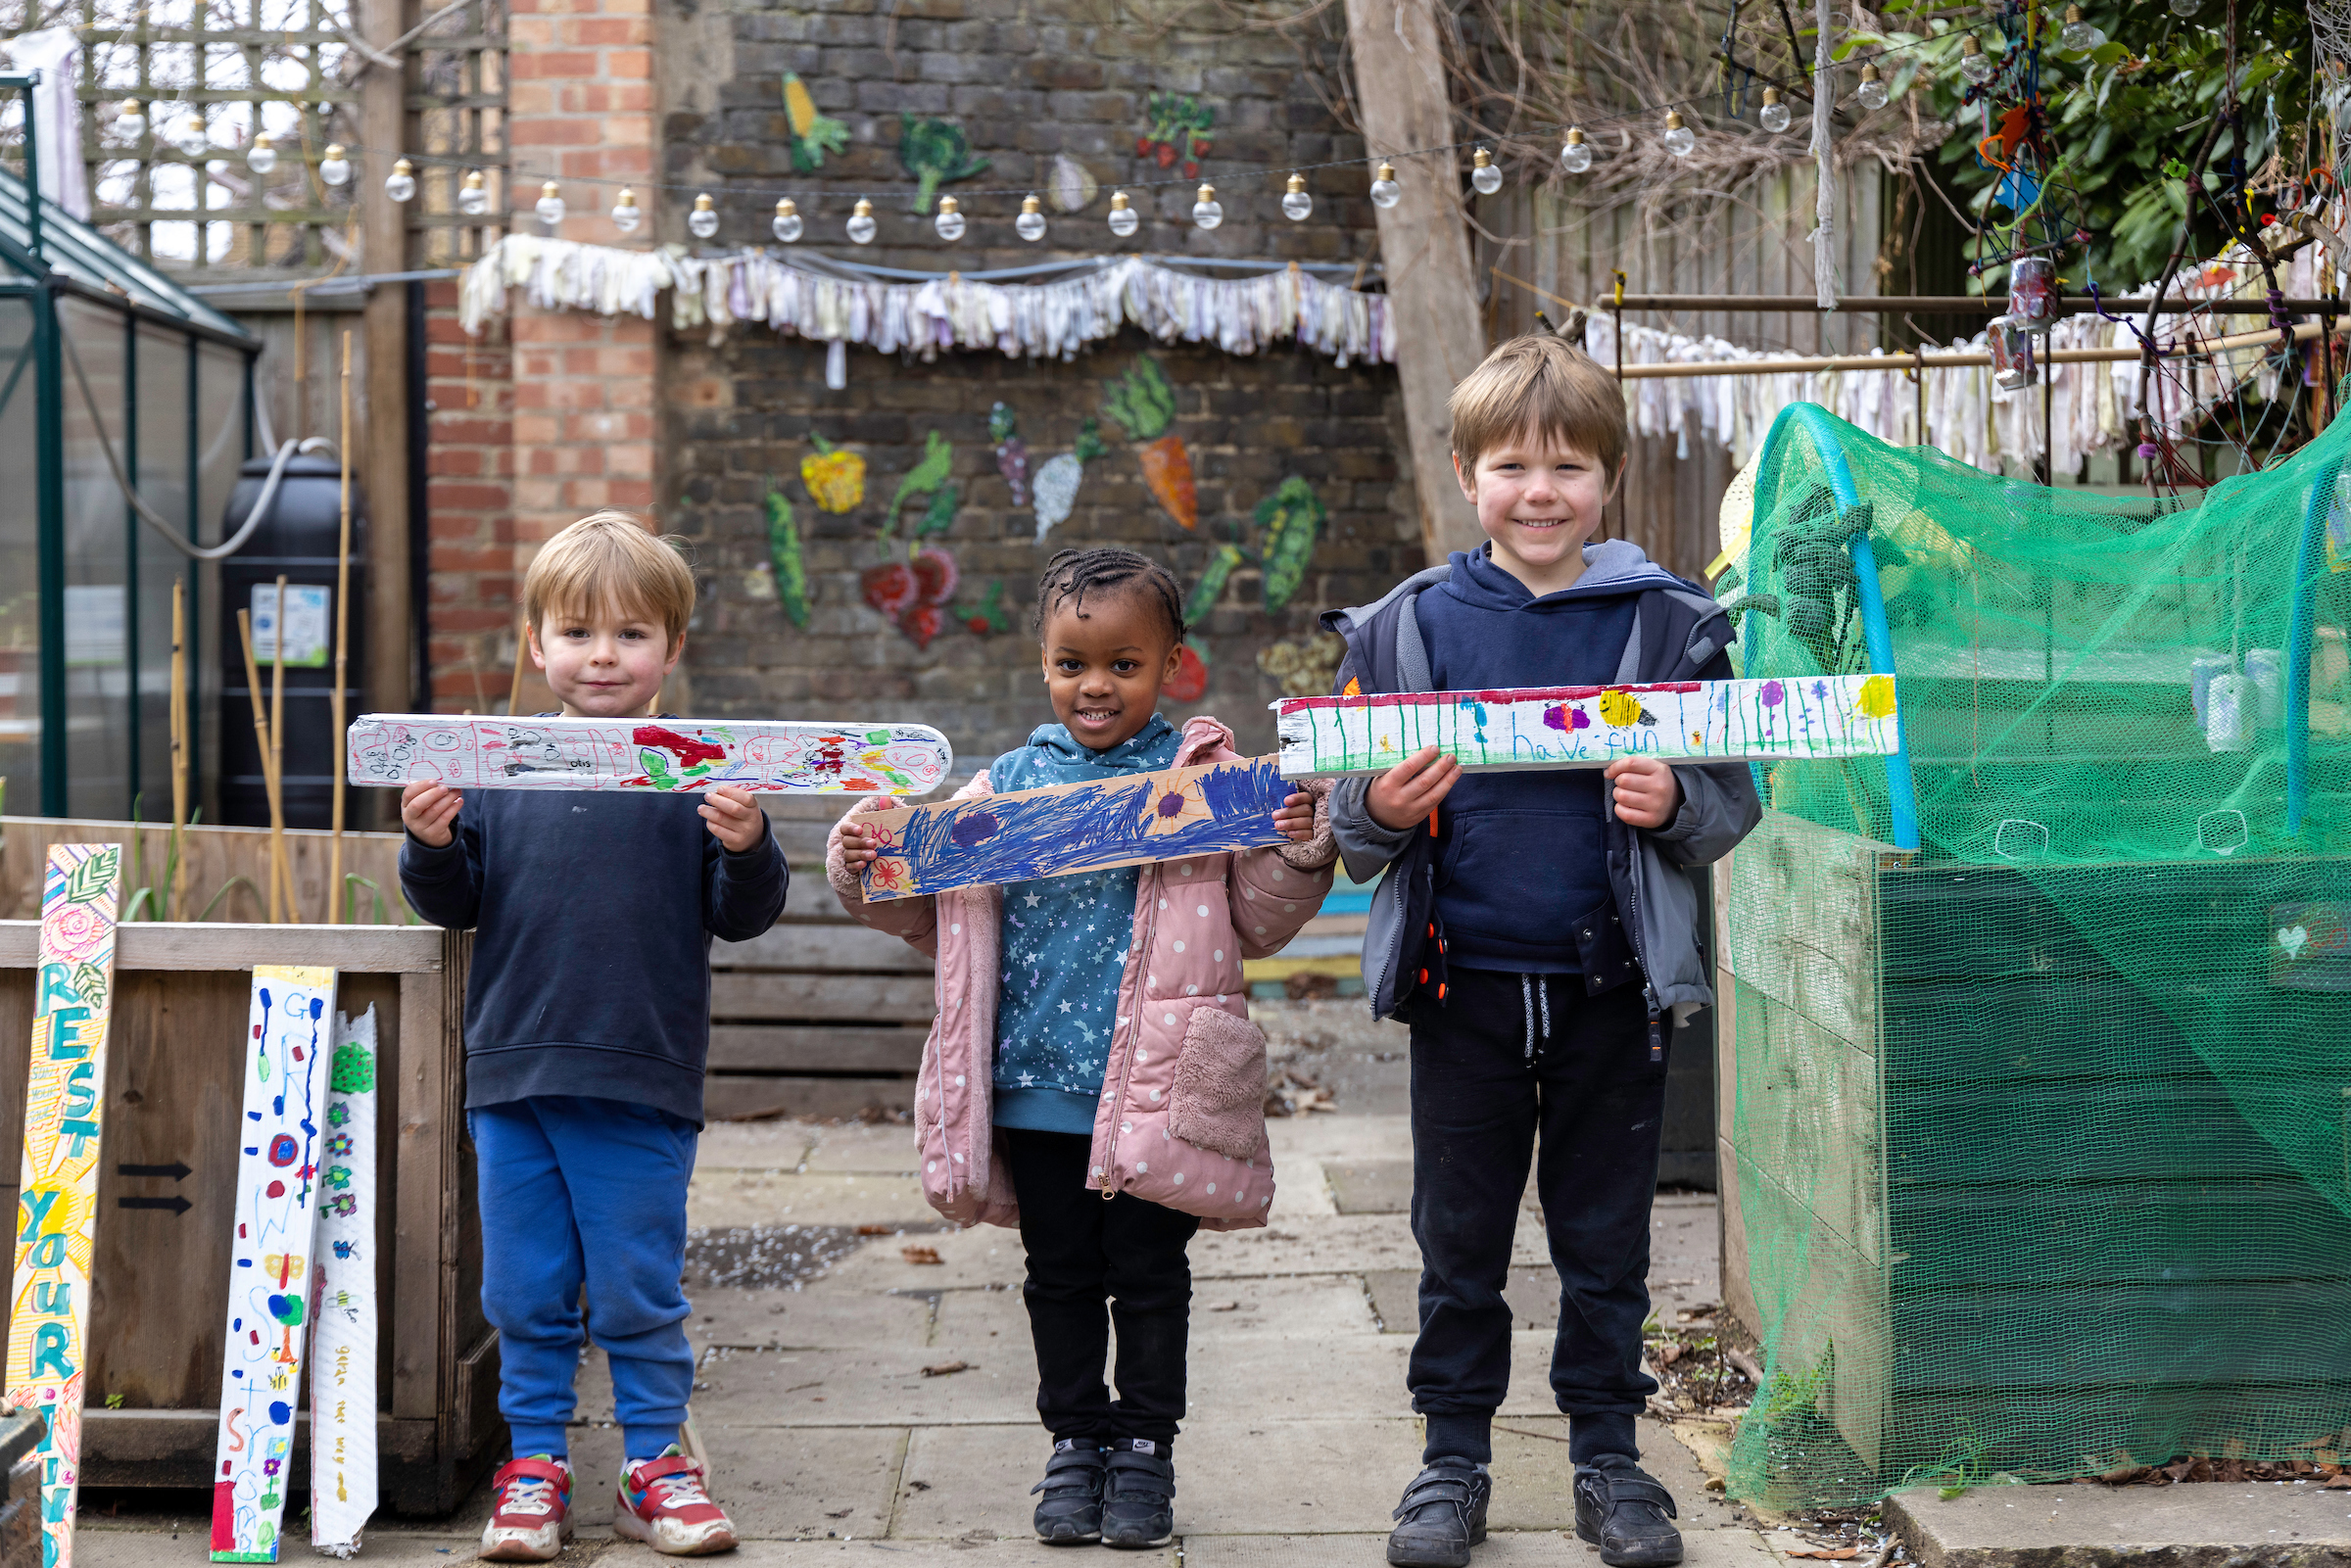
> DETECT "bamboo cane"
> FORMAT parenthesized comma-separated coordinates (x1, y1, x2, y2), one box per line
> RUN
(236, 608, 284, 924)
(271, 575, 295, 923)
(329, 331, 354, 924)
(168, 576, 187, 922)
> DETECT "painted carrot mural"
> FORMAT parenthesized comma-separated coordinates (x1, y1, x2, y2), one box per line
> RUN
(1102, 356, 1196, 530)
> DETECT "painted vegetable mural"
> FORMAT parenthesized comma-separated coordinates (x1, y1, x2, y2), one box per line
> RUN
(1032, 419, 1106, 544)
(765, 484, 811, 629)
(801, 432, 866, 512)
(898, 119, 990, 211)
(1102, 355, 1195, 530)
(888, 429, 957, 537)
(1136, 91, 1214, 178)
(782, 72, 850, 172)
(1182, 475, 1327, 622)
(989, 403, 1029, 506)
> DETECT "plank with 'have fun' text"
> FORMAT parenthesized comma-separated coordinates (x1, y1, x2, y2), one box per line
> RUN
(1272, 675, 1900, 778)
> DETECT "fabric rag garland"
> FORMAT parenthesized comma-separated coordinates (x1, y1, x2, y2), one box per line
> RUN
(1584, 243, 2329, 476)
(457, 237, 1395, 367)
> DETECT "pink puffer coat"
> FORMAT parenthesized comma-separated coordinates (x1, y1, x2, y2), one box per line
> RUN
(827, 716, 1336, 1231)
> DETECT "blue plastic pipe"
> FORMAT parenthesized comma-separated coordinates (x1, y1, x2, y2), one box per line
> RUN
(1757, 404, 1924, 851)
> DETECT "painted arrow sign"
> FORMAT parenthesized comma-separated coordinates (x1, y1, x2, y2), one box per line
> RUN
(118, 1197, 191, 1215)
(118, 1163, 191, 1181)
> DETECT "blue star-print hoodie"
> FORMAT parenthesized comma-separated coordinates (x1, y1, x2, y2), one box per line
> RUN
(986, 713, 1182, 1134)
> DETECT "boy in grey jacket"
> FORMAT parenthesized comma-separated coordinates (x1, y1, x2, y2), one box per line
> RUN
(1326, 336, 1759, 1568)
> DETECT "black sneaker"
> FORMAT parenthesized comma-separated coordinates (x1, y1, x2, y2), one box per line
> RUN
(1030, 1440, 1107, 1544)
(1385, 1456, 1490, 1568)
(1572, 1457, 1683, 1567)
(1100, 1439, 1176, 1548)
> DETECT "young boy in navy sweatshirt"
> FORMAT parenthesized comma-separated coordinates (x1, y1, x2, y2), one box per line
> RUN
(401, 511, 788, 1561)
(1326, 337, 1759, 1568)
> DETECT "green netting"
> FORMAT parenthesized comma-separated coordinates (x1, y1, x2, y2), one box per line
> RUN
(1719, 402, 2351, 1507)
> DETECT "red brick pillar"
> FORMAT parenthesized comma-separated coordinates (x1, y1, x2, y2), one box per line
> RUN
(422, 0, 662, 711)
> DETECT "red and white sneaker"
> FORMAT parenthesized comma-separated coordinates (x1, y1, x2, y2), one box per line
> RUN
(615, 1449, 740, 1555)
(479, 1455, 574, 1562)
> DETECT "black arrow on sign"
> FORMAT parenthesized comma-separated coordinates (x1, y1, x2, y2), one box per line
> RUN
(116, 1162, 191, 1182)
(117, 1196, 190, 1215)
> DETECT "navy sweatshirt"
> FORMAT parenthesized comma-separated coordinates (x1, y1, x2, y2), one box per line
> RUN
(400, 786, 789, 1127)
(1415, 545, 1640, 973)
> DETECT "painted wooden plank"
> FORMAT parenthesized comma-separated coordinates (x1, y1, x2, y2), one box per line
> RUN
(310, 1006, 378, 1556)
(712, 923, 936, 974)
(0, 923, 443, 974)
(345, 714, 953, 797)
(1272, 676, 1901, 778)
(857, 756, 1291, 902)
(706, 1025, 929, 1074)
(210, 965, 339, 1563)
(4, 843, 122, 1568)
(707, 972, 936, 1023)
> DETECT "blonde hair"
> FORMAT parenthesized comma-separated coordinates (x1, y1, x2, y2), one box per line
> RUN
(1448, 333, 1627, 474)
(523, 511, 696, 650)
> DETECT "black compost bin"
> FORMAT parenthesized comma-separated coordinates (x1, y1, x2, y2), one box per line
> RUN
(218, 451, 366, 829)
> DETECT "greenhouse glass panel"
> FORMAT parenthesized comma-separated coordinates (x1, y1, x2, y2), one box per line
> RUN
(58, 295, 130, 820)
(134, 323, 193, 819)
(0, 297, 35, 811)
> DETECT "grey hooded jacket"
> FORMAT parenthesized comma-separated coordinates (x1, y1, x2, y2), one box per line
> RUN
(1321, 540, 1761, 1022)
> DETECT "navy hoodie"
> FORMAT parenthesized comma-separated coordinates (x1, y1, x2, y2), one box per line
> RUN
(1415, 545, 1641, 974)
(400, 781, 789, 1127)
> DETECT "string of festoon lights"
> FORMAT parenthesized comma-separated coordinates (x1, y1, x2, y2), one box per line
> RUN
(97, 17, 2121, 251)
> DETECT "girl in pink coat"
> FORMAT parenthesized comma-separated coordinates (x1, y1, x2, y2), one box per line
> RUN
(833, 547, 1337, 1549)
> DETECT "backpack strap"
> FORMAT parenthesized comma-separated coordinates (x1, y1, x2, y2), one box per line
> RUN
(1613, 603, 1645, 685)
(1394, 591, 1433, 693)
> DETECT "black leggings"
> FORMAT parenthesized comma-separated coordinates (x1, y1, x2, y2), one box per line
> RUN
(999, 1128, 1203, 1450)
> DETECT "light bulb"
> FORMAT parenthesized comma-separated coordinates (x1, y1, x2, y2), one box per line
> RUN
(2168, 0, 2197, 16)
(116, 100, 145, 139)
(1758, 87, 1791, 133)
(1369, 161, 1401, 208)
(1016, 194, 1046, 242)
(246, 133, 278, 174)
(1855, 62, 1889, 110)
(458, 169, 490, 216)
(935, 194, 965, 241)
(610, 187, 642, 233)
(847, 197, 877, 244)
(689, 192, 720, 240)
(773, 198, 801, 242)
(1470, 147, 1502, 195)
(1662, 111, 1695, 158)
(535, 180, 565, 227)
(1107, 189, 1139, 237)
(1281, 173, 1312, 221)
(176, 118, 214, 159)
(319, 143, 351, 185)
(1959, 35, 1996, 83)
(385, 157, 415, 203)
(1559, 127, 1592, 173)
(1191, 182, 1223, 230)
(2060, 6, 2105, 49)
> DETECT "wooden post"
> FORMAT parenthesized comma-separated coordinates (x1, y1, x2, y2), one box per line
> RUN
(331, 331, 355, 924)
(1342, 0, 1489, 565)
(236, 609, 284, 925)
(168, 577, 188, 922)
(363, 0, 415, 766)
(506, 624, 531, 717)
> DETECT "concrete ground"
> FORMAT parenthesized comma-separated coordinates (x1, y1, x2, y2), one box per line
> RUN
(72, 1038, 1773, 1565)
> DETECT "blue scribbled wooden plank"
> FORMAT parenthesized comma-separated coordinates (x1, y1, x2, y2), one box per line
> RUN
(859, 756, 1291, 900)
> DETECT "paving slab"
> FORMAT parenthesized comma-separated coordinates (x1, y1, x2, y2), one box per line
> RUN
(690, 1170, 936, 1228)
(931, 1274, 1378, 1346)
(1267, 1112, 1415, 1163)
(1179, 1528, 1775, 1565)
(822, 1228, 1030, 1293)
(1883, 1479, 2351, 1567)
(691, 1345, 1041, 1425)
(698, 1120, 820, 1171)
(690, 1284, 936, 1351)
(1367, 1265, 1571, 1334)
(800, 1122, 927, 1174)
(727, 1541, 1175, 1565)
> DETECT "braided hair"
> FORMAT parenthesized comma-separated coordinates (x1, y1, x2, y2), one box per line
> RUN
(1032, 547, 1187, 647)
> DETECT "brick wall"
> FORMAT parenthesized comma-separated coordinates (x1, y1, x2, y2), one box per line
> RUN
(648, 0, 1415, 764)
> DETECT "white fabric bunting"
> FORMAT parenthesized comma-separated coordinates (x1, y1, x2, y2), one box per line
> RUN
(457, 237, 1395, 367)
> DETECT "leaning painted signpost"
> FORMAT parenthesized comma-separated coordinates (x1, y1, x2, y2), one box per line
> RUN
(310, 1006, 379, 1558)
(346, 713, 953, 796)
(211, 966, 339, 1563)
(5, 843, 122, 1568)
(858, 756, 1291, 901)
(1272, 675, 1901, 777)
